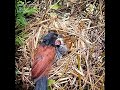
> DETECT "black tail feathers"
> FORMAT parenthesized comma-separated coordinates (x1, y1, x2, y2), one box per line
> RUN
(35, 76, 48, 90)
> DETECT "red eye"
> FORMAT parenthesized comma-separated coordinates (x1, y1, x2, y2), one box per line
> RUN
(55, 40, 61, 45)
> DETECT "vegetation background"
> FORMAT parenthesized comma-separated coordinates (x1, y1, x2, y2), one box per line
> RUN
(15, 0, 105, 90)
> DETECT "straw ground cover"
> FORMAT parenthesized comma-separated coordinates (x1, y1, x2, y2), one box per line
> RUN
(15, 0, 105, 90)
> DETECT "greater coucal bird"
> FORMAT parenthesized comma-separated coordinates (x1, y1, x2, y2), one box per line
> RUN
(31, 31, 68, 90)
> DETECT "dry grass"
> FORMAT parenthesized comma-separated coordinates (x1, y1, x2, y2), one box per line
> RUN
(15, 0, 105, 90)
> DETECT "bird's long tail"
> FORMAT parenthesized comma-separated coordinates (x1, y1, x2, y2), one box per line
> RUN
(35, 76, 48, 90)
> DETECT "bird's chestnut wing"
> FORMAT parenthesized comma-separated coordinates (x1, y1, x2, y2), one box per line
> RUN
(31, 45, 56, 80)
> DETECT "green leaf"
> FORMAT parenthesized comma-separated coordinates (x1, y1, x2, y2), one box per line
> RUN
(48, 79, 56, 86)
(15, 0, 38, 29)
(18, 1, 24, 6)
(15, 36, 25, 46)
(15, 69, 19, 75)
(48, 87, 51, 90)
(49, 3, 61, 10)
(17, 15, 27, 26)
(23, 7, 38, 15)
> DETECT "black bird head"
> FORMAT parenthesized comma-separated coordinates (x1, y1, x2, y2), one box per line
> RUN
(41, 31, 68, 59)
(42, 32, 58, 46)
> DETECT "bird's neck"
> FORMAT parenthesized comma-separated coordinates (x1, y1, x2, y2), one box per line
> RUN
(35, 76, 48, 90)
